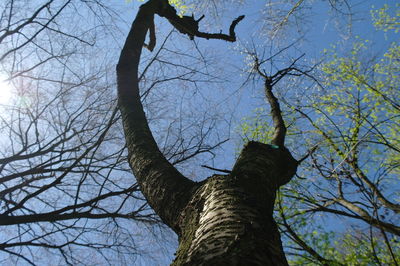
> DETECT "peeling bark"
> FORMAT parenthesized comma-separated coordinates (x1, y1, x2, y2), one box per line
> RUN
(116, 0, 297, 264)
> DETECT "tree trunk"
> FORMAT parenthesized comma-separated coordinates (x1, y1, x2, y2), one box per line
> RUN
(116, 1, 298, 264)
(173, 142, 297, 265)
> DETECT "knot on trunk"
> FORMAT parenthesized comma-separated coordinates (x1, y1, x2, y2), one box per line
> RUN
(232, 141, 297, 188)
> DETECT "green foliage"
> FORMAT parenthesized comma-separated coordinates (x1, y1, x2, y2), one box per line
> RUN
(288, 231, 400, 265)
(371, 4, 400, 33)
(168, 0, 190, 14)
(240, 108, 274, 143)
(320, 9, 400, 174)
(336, 234, 400, 265)
(126, 0, 190, 15)
(240, 4, 400, 265)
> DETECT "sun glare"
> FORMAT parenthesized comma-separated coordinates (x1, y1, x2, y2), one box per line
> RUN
(0, 74, 13, 105)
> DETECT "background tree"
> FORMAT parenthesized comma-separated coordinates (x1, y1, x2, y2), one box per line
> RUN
(0, 0, 227, 264)
(1, 0, 398, 265)
(241, 4, 399, 265)
(0, 1, 152, 264)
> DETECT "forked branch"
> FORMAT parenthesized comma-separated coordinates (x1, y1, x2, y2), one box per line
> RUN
(254, 57, 287, 148)
(144, 0, 244, 51)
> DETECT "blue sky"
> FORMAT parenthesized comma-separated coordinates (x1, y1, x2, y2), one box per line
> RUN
(0, 0, 397, 264)
(117, 0, 398, 264)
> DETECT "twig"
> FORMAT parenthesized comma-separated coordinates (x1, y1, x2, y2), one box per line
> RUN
(201, 165, 231, 173)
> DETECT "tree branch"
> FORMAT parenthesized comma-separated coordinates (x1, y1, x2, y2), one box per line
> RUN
(155, 0, 244, 43)
(116, 0, 198, 232)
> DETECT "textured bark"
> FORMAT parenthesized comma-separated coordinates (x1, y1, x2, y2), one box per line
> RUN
(116, 0, 197, 231)
(116, 0, 298, 264)
(173, 142, 297, 265)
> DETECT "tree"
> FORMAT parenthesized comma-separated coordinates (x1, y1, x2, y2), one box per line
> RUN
(0, 1, 163, 264)
(116, 0, 302, 264)
(240, 4, 399, 265)
(0, 0, 233, 264)
(2, 0, 397, 264)
(0, 1, 157, 265)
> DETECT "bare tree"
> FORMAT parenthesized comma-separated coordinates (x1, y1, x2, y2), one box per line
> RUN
(1, 1, 235, 264)
(116, 0, 303, 264)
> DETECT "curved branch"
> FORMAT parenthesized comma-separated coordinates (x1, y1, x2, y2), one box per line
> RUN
(264, 79, 287, 147)
(277, 199, 342, 266)
(253, 57, 287, 148)
(157, 0, 244, 42)
(195, 15, 245, 42)
(116, 0, 197, 232)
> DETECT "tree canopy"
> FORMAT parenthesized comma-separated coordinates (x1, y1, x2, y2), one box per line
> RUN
(241, 4, 399, 264)
(0, 0, 398, 265)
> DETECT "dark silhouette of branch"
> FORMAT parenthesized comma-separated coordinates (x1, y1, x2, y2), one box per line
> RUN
(141, 0, 244, 51)
(201, 165, 231, 173)
(253, 57, 287, 147)
(277, 198, 343, 266)
(195, 15, 245, 42)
